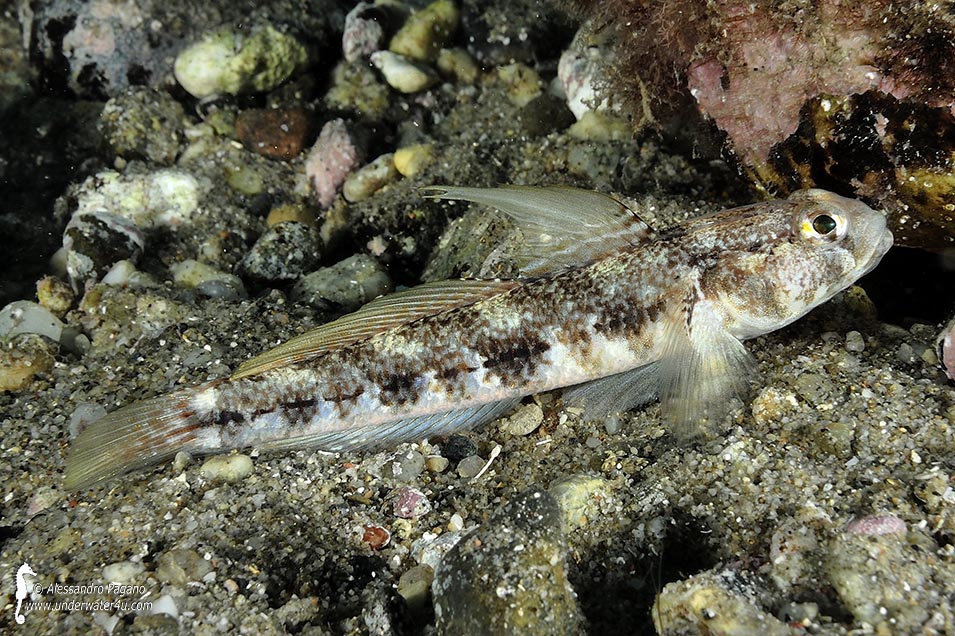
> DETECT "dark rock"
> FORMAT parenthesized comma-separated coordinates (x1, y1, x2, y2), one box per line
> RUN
(432, 488, 584, 634)
(239, 222, 321, 284)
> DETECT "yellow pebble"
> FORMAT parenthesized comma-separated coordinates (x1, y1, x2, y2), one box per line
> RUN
(266, 204, 317, 228)
(394, 143, 434, 178)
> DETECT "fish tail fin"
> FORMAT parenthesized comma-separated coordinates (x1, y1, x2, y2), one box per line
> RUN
(63, 385, 216, 491)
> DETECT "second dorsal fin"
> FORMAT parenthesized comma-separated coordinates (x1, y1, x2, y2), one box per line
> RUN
(231, 278, 519, 379)
(421, 184, 655, 276)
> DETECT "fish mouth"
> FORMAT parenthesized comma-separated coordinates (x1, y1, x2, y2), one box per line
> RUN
(859, 226, 893, 277)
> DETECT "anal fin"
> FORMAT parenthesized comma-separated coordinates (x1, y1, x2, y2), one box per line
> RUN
(562, 363, 659, 422)
(257, 399, 521, 454)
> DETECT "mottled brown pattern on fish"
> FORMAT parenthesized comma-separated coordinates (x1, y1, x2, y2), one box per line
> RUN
(209, 204, 814, 435)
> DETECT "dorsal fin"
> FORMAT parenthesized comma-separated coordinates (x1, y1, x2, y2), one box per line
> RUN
(231, 278, 518, 379)
(421, 185, 655, 276)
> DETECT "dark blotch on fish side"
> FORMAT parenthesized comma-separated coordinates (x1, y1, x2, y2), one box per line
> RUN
(376, 370, 420, 407)
(215, 410, 246, 428)
(478, 335, 550, 381)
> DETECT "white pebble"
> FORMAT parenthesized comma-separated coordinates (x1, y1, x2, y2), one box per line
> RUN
(845, 331, 865, 352)
(199, 454, 254, 483)
(149, 594, 179, 618)
(447, 512, 464, 532)
(371, 51, 439, 93)
(0, 301, 65, 343)
(102, 560, 144, 584)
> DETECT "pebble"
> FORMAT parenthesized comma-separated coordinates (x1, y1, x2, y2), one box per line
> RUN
(224, 164, 265, 196)
(897, 342, 916, 363)
(436, 47, 480, 84)
(343, 2, 388, 62)
(385, 449, 426, 481)
(235, 108, 314, 160)
(172, 451, 194, 475)
(362, 524, 391, 550)
(393, 486, 432, 519)
(128, 614, 178, 633)
(169, 259, 246, 300)
(324, 61, 391, 119)
(389, 0, 459, 62)
(393, 143, 434, 177)
(102, 560, 145, 584)
(558, 28, 613, 120)
(456, 455, 486, 479)
(156, 548, 214, 585)
(498, 402, 543, 436)
(396, 564, 434, 612)
(343, 153, 400, 202)
(548, 474, 608, 530)
(291, 254, 392, 315)
(750, 386, 798, 425)
(447, 512, 464, 532)
(442, 435, 477, 463)
(938, 315, 955, 381)
(305, 118, 366, 209)
(198, 454, 254, 484)
(371, 51, 439, 94)
(827, 523, 931, 627)
(70, 169, 204, 230)
(497, 63, 543, 107)
(0, 336, 56, 392)
(27, 3, 163, 98)
(845, 514, 906, 536)
(63, 211, 145, 287)
(100, 260, 157, 288)
(844, 330, 865, 352)
(653, 570, 791, 635)
(0, 301, 65, 343)
(98, 87, 185, 165)
(410, 530, 467, 570)
(792, 372, 829, 405)
(239, 222, 322, 284)
(149, 594, 180, 619)
(432, 489, 584, 634)
(174, 24, 310, 98)
(266, 203, 317, 228)
(567, 111, 631, 141)
(35, 276, 74, 317)
(69, 403, 108, 439)
(425, 455, 449, 473)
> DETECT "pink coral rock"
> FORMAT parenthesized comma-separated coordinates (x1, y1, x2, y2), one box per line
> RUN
(305, 119, 365, 209)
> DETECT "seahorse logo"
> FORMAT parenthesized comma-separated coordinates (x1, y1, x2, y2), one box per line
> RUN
(14, 562, 36, 624)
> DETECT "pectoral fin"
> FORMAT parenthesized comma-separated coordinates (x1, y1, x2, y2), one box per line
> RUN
(657, 295, 755, 438)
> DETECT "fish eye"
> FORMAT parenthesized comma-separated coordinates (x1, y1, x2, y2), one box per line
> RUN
(797, 207, 848, 243)
(812, 214, 837, 235)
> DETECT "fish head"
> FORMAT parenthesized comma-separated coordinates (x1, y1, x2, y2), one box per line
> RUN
(704, 189, 893, 339)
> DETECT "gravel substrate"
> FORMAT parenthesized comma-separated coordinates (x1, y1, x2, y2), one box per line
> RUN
(2, 1, 954, 634)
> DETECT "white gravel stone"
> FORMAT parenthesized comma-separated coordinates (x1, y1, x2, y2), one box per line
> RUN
(371, 51, 439, 93)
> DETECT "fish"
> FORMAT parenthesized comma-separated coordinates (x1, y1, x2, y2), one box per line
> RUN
(63, 186, 893, 490)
